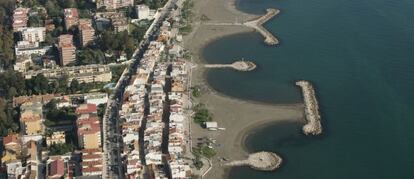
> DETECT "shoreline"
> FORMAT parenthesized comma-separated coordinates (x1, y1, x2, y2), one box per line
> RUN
(181, 0, 304, 178)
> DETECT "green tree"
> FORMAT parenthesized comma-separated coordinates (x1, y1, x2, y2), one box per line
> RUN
(70, 79, 79, 93)
(49, 143, 74, 155)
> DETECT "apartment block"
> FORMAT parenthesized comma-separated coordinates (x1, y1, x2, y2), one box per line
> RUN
(21, 27, 46, 43)
(58, 34, 76, 66)
(79, 19, 95, 47)
(81, 148, 103, 176)
(64, 8, 79, 30)
(23, 64, 112, 84)
(97, 0, 134, 10)
(13, 8, 29, 31)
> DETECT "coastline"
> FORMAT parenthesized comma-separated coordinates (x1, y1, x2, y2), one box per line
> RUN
(182, 0, 304, 178)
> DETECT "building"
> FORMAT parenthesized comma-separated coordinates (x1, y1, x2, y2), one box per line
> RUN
(21, 27, 46, 43)
(20, 102, 44, 135)
(84, 93, 108, 106)
(23, 64, 113, 84)
(46, 131, 66, 146)
(58, 34, 76, 66)
(6, 161, 25, 178)
(136, 5, 150, 20)
(13, 55, 32, 73)
(76, 104, 98, 115)
(204, 122, 218, 131)
(76, 110, 101, 149)
(111, 14, 128, 32)
(81, 148, 103, 176)
(97, 0, 134, 10)
(64, 8, 79, 30)
(15, 41, 50, 57)
(79, 19, 95, 47)
(3, 134, 21, 153)
(48, 159, 65, 179)
(13, 8, 29, 31)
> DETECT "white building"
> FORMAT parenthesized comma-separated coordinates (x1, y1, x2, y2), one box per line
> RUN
(6, 161, 25, 179)
(136, 5, 150, 20)
(21, 27, 46, 43)
(13, 55, 32, 72)
(84, 93, 108, 106)
(15, 41, 50, 56)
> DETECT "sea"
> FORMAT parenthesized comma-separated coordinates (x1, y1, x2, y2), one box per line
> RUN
(201, 0, 414, 178)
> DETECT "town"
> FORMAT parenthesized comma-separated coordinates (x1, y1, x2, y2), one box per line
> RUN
(0, 0, 206, 178)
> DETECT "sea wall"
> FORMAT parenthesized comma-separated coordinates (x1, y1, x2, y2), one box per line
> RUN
(296, 80, 322, 135)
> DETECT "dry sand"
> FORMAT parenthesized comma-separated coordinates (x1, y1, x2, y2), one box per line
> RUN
(182, 0, 305, 178)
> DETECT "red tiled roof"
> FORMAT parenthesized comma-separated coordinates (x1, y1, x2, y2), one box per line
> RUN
(76, 104, 97, 115)
(49, 159, 65, 177)
(3, 134, 19, 146)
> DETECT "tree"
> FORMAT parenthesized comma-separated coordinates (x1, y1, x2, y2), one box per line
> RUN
(70, 79, 79, 93)
(48, 143, 74, 155)
(28, 15, 42, 27)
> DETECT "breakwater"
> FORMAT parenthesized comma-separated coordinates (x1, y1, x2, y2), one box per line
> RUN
(225, 152, 282, 171)
(204, 60, 257, 71)
(296, 80, 322, 135)
(244, 8, 280, 45)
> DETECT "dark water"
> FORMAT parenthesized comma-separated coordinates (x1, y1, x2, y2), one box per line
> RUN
(202, 0, 414, 178)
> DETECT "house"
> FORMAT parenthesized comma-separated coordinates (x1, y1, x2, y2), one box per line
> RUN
(3, 134, 21, 152)
(48, 159, 65, 179)
(76, 104, 98, 115)
(46, 131, 66, 147)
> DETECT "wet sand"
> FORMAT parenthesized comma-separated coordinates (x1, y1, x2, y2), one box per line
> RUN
(182, 0, 305, 178)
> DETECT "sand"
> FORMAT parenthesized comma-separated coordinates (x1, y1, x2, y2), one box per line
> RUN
(182, 0, 305, 178)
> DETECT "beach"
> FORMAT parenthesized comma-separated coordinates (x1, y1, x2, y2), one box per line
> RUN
(182, 0, 304, 178)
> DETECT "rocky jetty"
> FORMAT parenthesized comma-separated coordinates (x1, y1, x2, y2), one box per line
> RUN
(244, 8, 280, 45)
(204, 60, 256, 71)
(224, 151, 282, 171)
(296, 80, 322, 135)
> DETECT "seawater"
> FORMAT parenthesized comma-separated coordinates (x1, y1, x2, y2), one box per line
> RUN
(202, 0, 414, 178)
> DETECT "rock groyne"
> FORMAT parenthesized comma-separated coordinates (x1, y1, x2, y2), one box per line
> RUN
(224, 151, 282, 171)
(296, 80, 322, 135)
(204, 60, 257, 71)
(244, 8, 280, 45)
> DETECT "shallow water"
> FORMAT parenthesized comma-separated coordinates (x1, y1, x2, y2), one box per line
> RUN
(202, 0, 414, 178)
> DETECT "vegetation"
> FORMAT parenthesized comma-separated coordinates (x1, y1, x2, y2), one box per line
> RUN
(179, 0, 194, 34)
(140, 0, 167, 9)
(181, 0, 194, 22)
(76, 47, 106, 65)
(193, 103, 212, 124)
(0, 0, 15, 69)
(179, 24, 192, 35)
(48, 143, 75, 155)
(97, 103, 106, 119)
(110, 65, 127, 82)
(0, 99, 20, 137)
(191, 86, 201, 97)
(192, 145, 217, 169)
(44, 100, 77, 127)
